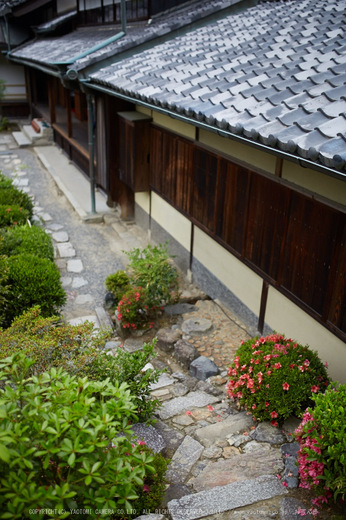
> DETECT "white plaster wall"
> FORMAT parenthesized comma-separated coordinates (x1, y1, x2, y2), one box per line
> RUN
(151, 192, 191, 251)
(198, 129, 277, 174)
(0, 57, 26, 101)
(135, 191, 150, 213)
(152, 112, 196, 140)
(193, 227, 262, 317)
(282, 160, 346, 207)
(266, 286, 346, 384)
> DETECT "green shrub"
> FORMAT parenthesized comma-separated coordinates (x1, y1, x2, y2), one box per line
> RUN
(0, 173, 34, 217)
(0, 353, 157, 519)
(0, 246, 9, 325)
(105, 270, 130, 304)
(124, 444, 168, 519)
(116, 286, 157, 331)
(0, 224, 54, 260)
(0, 307, 162, 422)
(125, 243, 179, 308)
(1, 254, 66, 327)
(294, 384, 346, 511)
(0, 204, 29, 228)
(227, 333, 330, 425)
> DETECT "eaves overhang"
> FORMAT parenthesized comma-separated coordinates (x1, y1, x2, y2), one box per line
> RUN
(81, 78, 346, 183)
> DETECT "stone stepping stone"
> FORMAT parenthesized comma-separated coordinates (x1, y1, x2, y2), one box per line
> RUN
(190, 356, 219, 380)
(46, 223, 64, 231)
(167, 475, 288, 520)
(166, 435, 204, 485)
(68, 315, 98, 327)
(75, 294, 94, 305)
(150, 373, 176, 391)
(57, 243, 76, 258)
(12, 178, 29, 186)
(130, 423, 166, 454)
(250, 422, 286, 445)
(67, 259, 83, 273)
(61, 276, 72, 287)
(195, 411, 254, 447)
(158, 391, 220, 420)
(164, 303, 197, 315)
(182, 317, 213, 335)
(37, 212, 53, 222)
(72, 276, 88, 288)
(52, 231, 69, 243)
(190, 444, 283, 491)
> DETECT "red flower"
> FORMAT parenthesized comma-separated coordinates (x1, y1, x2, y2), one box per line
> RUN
(271, 411, 278, 419)
(283, 382, 290, 391)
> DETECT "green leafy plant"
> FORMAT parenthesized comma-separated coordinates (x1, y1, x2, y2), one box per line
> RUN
(0, 307, 162, 422)
(227, 333, 330, 425)
(0, 204, 29, 228)
(105, 270, 130, 304)
(116, 286, 156, 331)
(294, 384, 346, 513)
(1, 254, 66, 327)
(0, 353, 156, 519)
(0, 224, 54, 260)
(84, 339, 162, 422)
(125, 243, 179, 308)
(124, 443, 168, 518)
(0, 173, 34, 218)
(0, 243, 9, 325)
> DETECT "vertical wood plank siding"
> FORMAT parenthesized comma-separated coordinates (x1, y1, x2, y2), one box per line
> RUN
(149, 125, 346, 339)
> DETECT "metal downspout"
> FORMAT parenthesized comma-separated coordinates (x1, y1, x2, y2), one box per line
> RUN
(87, 93, 96, 214)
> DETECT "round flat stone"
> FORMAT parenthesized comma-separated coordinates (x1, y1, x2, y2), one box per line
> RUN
(182, 318, 213, 335)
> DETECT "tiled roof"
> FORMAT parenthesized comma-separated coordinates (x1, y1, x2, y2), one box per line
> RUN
(9, 0, 241, 68)
(88, 0, 346, 175)
(0, 0, 27, 15)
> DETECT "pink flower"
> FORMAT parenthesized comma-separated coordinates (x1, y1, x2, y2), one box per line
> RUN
(265, 401, 270, 407)
(252, 404, 257, 409)
(283, 382, 290, 391)
(282, 481, 288, 487)
(185, 410, 192, 416)
(143, 484, 150, 493)
(271, 420, 278, 427)
(311, 385, 320, 393)
(207, 405, 214, 411)
(274, 362, 282, 369)
(270, 411, 278, 419)
(297, 508, 307, 516)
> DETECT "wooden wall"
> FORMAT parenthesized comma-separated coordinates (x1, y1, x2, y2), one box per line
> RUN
(150, 125, 346, 341)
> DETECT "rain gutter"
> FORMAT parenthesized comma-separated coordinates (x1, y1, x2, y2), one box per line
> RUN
(82, 81, 346, 183)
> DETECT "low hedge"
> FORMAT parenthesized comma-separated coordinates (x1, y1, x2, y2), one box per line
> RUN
(0, 204, 29, 228)
(1, 254, 66, 327)
(0, 173, 34, 218)
(0, 224, 54, 260)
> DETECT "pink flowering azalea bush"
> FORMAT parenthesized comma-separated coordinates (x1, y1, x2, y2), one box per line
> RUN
(227, 334, 330, 424)
(294, 384, 346, 512)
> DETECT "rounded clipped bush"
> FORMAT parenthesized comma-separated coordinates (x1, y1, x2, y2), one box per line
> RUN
(0, 173, 34, 218)
(0, 204, 29, 228)
(0, 353, 157, 519)
(2, 253, 66, 327)
(227, 333, 330, 424)
(0, 224, 54, 260)
(105, 270, 130, 304)
(294, 384, 346, 511)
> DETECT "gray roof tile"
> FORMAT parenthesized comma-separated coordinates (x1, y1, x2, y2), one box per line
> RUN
(11, 0, 346, 176)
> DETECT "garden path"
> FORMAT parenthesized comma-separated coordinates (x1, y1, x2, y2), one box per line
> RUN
(0, 133, 338, 520)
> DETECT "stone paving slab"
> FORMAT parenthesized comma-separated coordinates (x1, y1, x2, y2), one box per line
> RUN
(168, 475, 288, 520)
(158, 391, 220, 420)
(57, 242, 76, 258)
(195, 412, 254, 447)
(190, 445, 284, 491)
(166, 435, 204, 484)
